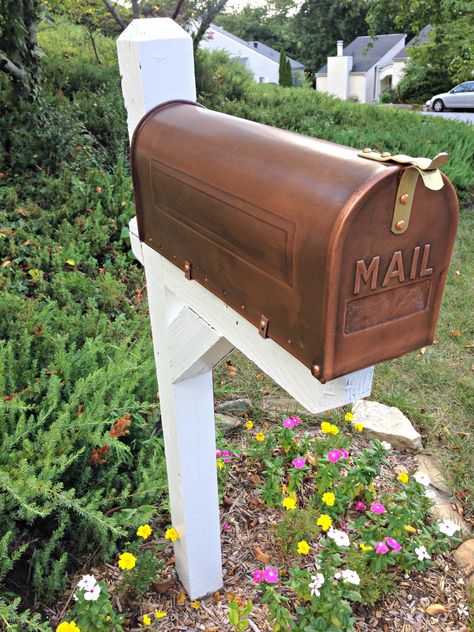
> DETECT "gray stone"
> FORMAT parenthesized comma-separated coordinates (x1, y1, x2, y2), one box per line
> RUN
(429, 489, 471, 534)
(417, 454, 451, 494)
(453, 539, 474, 587)
(352, 399, 423, 451)
(261, 397, 309, 415)
(216, 398, 251, 414)
(215, 413, 241, 432)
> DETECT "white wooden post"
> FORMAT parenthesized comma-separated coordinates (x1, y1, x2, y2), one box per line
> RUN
(118, 19, 229, 599)
(118, 18, 374, 600)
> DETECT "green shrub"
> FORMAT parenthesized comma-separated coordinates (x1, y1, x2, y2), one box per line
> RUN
(379, 90, 393, 104)
(195, 49, 254, 107)
(396, 62, 451, 104)
(203, 84, 474, 199)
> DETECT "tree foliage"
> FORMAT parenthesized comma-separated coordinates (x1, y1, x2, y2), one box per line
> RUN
(279, 49, 292, 86)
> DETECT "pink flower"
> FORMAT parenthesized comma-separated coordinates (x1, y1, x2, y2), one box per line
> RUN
(375, 541, 389, 554)
(264, 567, 279, 584)
(355, 501, 366, 511)
(216, 450, 222, 457)
(222, 523, 230, 531)
(292, 457, 306, 469)
(385, 537, 401, 552)
(327, 449, 341, 463)
(252, 570, 265, 584)
(283, 417, 295, 429)
(339, 448, 349, 459)
(222, 450, 229, 456)
(370, 502, 386, 515)
(291, 416, 301, 427)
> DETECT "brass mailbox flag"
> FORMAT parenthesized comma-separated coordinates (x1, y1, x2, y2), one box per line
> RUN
(131, 100, 459, 383)
(358, 149, 450, 235)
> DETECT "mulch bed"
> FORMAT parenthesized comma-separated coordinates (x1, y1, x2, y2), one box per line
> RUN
(54, 428, 471, 631)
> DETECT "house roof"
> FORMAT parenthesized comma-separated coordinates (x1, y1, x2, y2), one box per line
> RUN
(247, 41, 304, 70)
(317, 33, 406, 74)
(393, 24, 432, 60)
(207, 24, 304, 70)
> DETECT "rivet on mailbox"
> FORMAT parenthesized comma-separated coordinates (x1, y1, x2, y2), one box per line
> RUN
(131, 100, 459, 383)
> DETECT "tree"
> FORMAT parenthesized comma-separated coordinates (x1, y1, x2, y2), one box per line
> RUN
(0, 0, 42, 100)
(294, 0, 368, 74)
(279, 49, 292, 86)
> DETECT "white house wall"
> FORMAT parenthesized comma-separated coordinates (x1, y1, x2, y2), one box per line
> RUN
(365, 66, 376, 102)
(200, 30, 279, 83)
(392, 59, 407, 87)
(316, 75, 327, 93)
(348, 74, 366, 102)
(326, 55, 353, 100)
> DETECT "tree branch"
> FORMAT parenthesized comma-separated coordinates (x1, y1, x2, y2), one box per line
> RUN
(193, 0, 229, 51)
(102, 0, 128, 30)
(172, 0, 187, 20)
(0, 53, 28, 84)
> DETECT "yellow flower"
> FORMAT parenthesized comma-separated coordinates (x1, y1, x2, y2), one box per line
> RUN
(398, 472, 409, 484)
(217, 460, 224, 470)
(176, 593, 186, 604)
(404, 524, 417, 534)
(282, 497, 296, 511)
(297, 540, 310, 554)
(317, 514, 332, 531)
(322, 491, 335, 507)
(245, 420, 254, 430)
(321, 421, 339, 435)
(191, 600, 201, 610)
(353, 423, 364, 432)
(118, 552, 137, 570)
(360, 543, 373, 551)
(56, 623, 80, 632)
(165, 527, 179, 542)
(143, 614, 152, 625)
(136, 524, 152, 539)
(155, 610, 167, 619)
(344, 412, 354, 422)
(255, 432, 265, 442)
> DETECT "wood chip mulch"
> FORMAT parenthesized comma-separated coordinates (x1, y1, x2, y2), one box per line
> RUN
(54, 427, 472, 631)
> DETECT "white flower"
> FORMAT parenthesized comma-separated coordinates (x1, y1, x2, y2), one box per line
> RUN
(424, 488, 436, 500)
(438, 518, 461, 537)
(381, 441, 392, 450)
(77, 575, 97, 591)
(413, 471, 431, 487)
(341, 569, 361, 585)
(309, 573, 325, 597)
(83, 583, 101, 602)
(414, 545, 431, 561)
(327, 528, 350, 547)
(457, 604, 469, 618)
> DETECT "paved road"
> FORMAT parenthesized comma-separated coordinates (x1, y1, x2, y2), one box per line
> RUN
(419, 110, 474, 124)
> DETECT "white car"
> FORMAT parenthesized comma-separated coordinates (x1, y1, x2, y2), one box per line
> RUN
(426, 81, 474, 111)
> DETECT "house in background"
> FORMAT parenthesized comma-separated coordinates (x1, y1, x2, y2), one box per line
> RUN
(315, 27, 431, 103)
(200, 23, 305, 85)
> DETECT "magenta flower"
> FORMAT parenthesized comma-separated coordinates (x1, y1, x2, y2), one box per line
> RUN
(339, 448, 349, 459)
(385, 537, 401, 552)
(252, 570, 265, 584)
(291, 416, 302, 427)
(375, 541, 389, 554)
(222, 523, 230, 532)
(222, 450, 229, 456)
(355, 501, 366, 511)
(328, 449, 341, 463)
(292, 457, 306, 469)
(216, 450, 222, 457)
(283, 417, 295, 429)
(370, 502, 386, 515)
(264, 567, 279, 584)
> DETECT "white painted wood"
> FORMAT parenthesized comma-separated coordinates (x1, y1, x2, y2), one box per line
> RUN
(144, 271, 224, 599)
(141, 240, 374, 414)
(119, 22, 224, 599)
(117, 18, 196, 140)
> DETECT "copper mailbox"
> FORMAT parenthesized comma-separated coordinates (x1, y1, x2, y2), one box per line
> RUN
(131, 100, 458, 382)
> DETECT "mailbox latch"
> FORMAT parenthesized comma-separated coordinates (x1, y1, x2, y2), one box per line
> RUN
(184, 260, 192, 280)
(259, 315, 269, 338)
(358, 150, 449, 235)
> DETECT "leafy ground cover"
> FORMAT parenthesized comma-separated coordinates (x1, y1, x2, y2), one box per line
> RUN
(0, 27, 473, 629)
